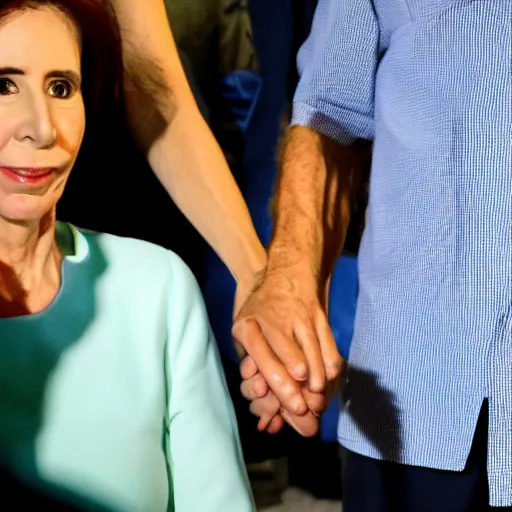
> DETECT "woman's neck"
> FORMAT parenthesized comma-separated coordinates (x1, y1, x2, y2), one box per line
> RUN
(0, 210, 62, 317)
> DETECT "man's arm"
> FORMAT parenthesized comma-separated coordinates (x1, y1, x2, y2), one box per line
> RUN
(234, 0, 379, 435)
(236, 127, 367, 435)
(270, 127, 366, 300)
(110, 0, 266, 287)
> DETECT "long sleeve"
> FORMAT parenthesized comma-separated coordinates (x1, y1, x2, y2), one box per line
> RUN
(164, 254, 255, 512)
(292, 0, 381, 144)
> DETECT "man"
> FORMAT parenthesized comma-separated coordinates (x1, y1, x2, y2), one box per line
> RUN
(109, 0, 266, 308)
(234, 0, 512, 510)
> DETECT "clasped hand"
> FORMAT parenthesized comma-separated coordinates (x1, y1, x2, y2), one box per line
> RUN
(233, 270, 343, 437)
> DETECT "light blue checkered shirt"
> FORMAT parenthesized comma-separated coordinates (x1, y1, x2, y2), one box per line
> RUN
(292, 0, 512, 507)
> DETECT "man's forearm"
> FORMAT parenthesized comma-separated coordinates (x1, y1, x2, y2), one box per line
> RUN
(268, 126, 366, 293)
(111, 0, 266, 284)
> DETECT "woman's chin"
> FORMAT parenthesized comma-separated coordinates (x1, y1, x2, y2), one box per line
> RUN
(0, 194, 56, 225)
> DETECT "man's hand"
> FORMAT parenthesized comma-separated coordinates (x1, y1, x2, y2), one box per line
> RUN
(232, 268, 342, 427)
(232, 128, 362, 437)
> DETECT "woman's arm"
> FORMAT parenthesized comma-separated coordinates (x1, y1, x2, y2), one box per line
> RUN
(109, 0, 266, 287)
(164, 253, 255, 511)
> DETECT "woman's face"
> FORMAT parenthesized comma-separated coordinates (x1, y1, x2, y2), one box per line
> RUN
(0, 6, 85, 224)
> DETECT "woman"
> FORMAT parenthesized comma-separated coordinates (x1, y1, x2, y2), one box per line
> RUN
(0, 1, 255, 511)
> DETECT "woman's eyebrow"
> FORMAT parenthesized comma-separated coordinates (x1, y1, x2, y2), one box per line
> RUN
(0, 67, 24, 76)
(0, 67, 81, 87)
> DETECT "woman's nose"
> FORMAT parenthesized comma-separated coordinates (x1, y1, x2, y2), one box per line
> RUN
(14, 92, 57, 149)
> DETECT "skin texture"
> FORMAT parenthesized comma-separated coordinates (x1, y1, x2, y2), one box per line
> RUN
(0, 6, 84, 315)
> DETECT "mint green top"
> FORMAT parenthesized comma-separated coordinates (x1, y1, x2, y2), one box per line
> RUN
(0, 223, 255, 512)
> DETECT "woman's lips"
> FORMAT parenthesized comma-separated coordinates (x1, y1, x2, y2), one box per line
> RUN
(0, 167, 56, 185)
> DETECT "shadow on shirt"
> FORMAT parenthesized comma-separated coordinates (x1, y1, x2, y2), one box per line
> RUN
(341, 366, 403, 460)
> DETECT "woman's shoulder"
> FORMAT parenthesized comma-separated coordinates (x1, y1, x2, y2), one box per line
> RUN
(69, 224, 200, 294)
(74, 225, 169, 259)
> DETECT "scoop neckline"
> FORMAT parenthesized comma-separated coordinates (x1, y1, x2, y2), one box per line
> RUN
(0, 222, 89, 323)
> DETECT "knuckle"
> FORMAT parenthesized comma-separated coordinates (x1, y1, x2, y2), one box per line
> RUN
(233, 321, 264, 352)
(290, 403, 304, 415)
(249, 403, 260, 417)
(290, 361, 308, 381)
(252, 380, 266, 398)
(312, 400, 328, 415)
(248, 381, 258, 398)
(306, 394, 326, 413)
(231, 324, 244, 343)
(240, 382, 251, 400)
(239, 364, 251, 380)
(232, 316, 256, 338)
(289, 399, 307, 416)
(325, 356, 343, 380)
(308, 379, 326, 394)
(240, 356, 257, 378)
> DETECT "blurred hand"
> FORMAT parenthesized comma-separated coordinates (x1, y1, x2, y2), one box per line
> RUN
(232, 268, 342, 425)
(239, 354, 337, 437)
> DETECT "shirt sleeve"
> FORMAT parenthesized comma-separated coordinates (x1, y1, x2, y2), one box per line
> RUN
(292, 0, 380, 144)
(164, 253, 255, 512)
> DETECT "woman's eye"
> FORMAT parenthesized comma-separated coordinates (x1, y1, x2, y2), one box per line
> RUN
(48, 80, 74, 99)
(0, 77, 18, 96)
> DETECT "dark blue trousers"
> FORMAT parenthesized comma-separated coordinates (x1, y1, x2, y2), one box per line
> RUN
(342, 402, 512, 511)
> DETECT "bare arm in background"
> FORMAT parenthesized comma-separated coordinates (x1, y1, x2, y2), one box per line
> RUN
(109, 0, 266, 293)
(234, 126, 368, 436)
